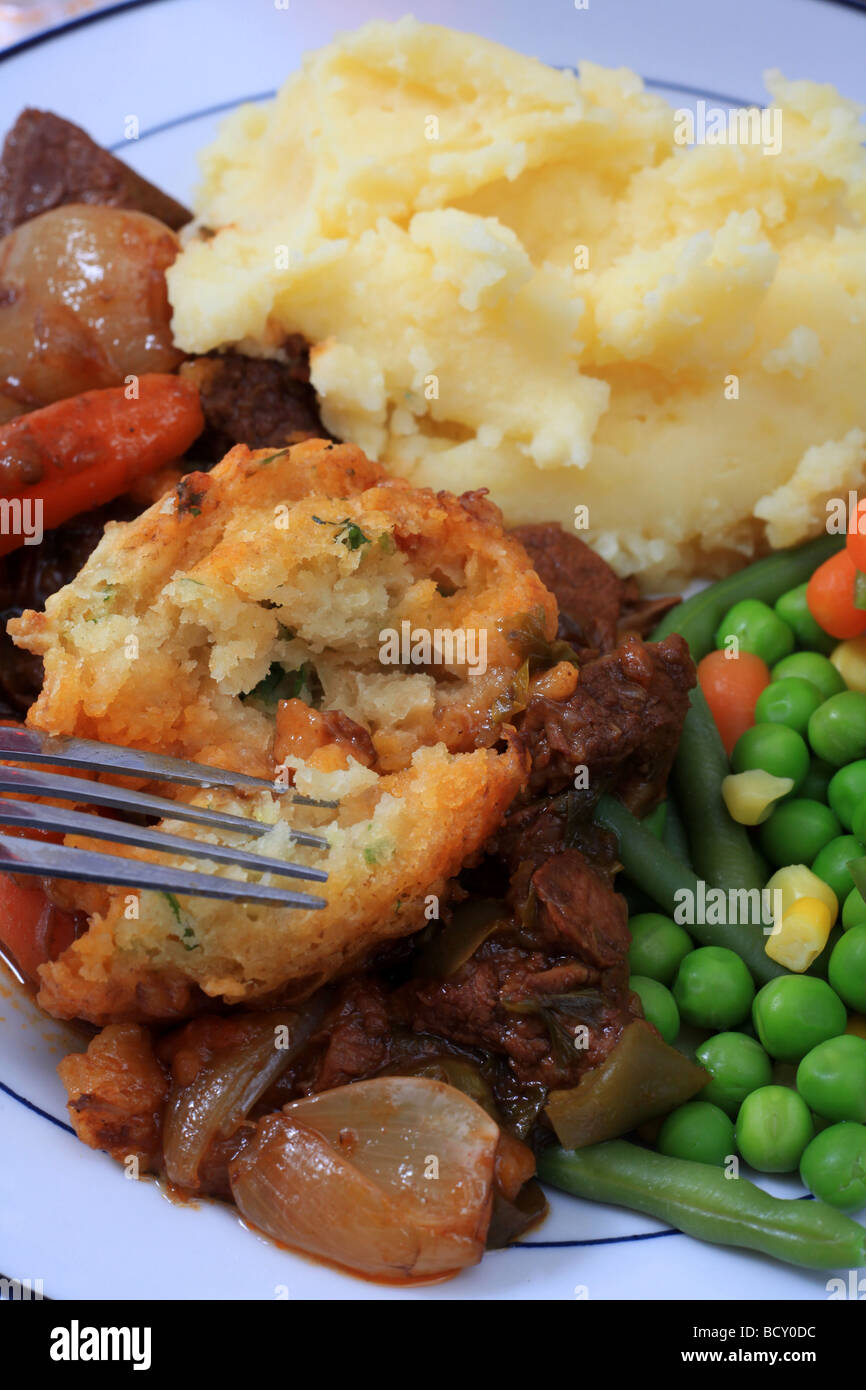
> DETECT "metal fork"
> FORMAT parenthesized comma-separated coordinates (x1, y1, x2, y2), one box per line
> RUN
(0, 727, 333, 908)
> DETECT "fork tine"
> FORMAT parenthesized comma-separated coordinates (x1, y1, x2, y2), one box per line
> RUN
(0, 832, 326, 908)
(0, 726, 338, 808)
(0, 798, 328, 884)
(0, 765, 329, 848)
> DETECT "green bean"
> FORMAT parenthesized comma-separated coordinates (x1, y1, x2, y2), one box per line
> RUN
(642, 801, 666, 840)
(661, 791, 691, 867)
(651, 533, 844, 661)
(537, 1140, 866, 1271)
(594, 794, 783, 984)
(674, 684, 767, 894)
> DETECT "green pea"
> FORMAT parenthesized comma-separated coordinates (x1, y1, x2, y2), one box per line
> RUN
(759, 799, 841, 868)
(715, 600, 794, 666)
(755, 678, 823, 736)
(752, 975, 848, 1062)
(828, 760, 866, 828)
(799, 757, 834, 803)
(808, 692, 866, 767)
(774, 584, 837, 655)
(627, 913, 693, 985)
(842, 886, 866, 931)
(629, 975, 679, 1045)
(695, 1031, 773, 1117)
(828, 924, 866, 1012)
(773, 652, 846, 701)
(673, 947, 755, 1030)
(800, 1122, 866, 1211)
(735, 1085, 814, 1173)
(811, 834, 863, 903)
(796, 1035, 866, 1124)
(731, 723, 810, 790)
(657, 1101, 736, 1167)
(850, 798, 866, 848)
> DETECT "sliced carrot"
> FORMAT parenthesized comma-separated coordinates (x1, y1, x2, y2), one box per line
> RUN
(806, 549, 866, 641)
(0, 374, 203, 556)
(0, 872, 78, 981)
(697, 648, 771, 755)
(846, 498, 866, 572)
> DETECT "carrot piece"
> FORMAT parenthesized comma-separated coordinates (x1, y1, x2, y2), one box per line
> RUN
(846, 498, 866, 572)
(806, 549, 866, 641)
(0, 374, 203, 556)
(697, 648, 771, 755)
(0, 872, 78, 981)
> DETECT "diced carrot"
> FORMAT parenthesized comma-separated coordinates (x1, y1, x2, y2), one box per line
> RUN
(0, 374, 203, 556)
(697, 648, 771, 755)
(807, 549, 866, 641)
(0, 872, 77, 981)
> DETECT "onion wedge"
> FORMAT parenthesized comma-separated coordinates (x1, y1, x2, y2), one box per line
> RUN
(230, 1077, 501, 1280)
(163, 1005, 322, 1189)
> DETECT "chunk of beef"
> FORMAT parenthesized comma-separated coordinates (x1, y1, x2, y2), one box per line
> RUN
(394, 942, 568, 1086)
(395, 844, 639, 1090)
(0, 109, 191, 238)
(520, 633, 695, 811)
(394, 932, 636, 1089)
(512, 522, 628, 653)
(310, 978, 392, 1092)
(530, 849, 631, 970)
(493, 793, 619, 880)
(180, 348, 327, 463)
(59, 1023, 169, 1168)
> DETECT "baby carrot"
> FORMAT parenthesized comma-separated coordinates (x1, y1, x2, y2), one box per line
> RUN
(0, 871, 77, 981)
(697, 648, 770, 755)
(807, 550, 866, 641)
(0, 374, 203, 555)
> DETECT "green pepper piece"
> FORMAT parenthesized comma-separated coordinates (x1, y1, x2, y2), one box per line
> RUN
(544, 1020, 709, 1149)
(412, 898, 507, 979)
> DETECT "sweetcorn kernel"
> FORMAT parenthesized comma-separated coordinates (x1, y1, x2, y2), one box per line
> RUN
(765, 896, 833, 971)
(830, 636, 866, 693)
(721, 770, 794, 826)
(765, 864, 839, 926)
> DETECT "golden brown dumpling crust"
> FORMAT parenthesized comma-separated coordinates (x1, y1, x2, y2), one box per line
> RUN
(10, 440, 547, 1023)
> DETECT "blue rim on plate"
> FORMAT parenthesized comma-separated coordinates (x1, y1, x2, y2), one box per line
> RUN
(0, 0, 863, 68)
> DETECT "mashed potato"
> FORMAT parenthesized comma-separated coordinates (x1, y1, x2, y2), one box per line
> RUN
(167, 18, 866, 587)
(9, 440, 542, 1022)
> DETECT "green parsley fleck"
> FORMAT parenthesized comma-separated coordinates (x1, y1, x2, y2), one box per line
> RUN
(311, 515, 371, 550)
(363, 838, 394, 867)
(162, 892, 200, 951)
(162, 892, 182, 922)
(337, 519, 371, 550)
(241, 661, 320, 708)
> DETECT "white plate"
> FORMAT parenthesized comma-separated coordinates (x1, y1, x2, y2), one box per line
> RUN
(1, 0, 865, 1302)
